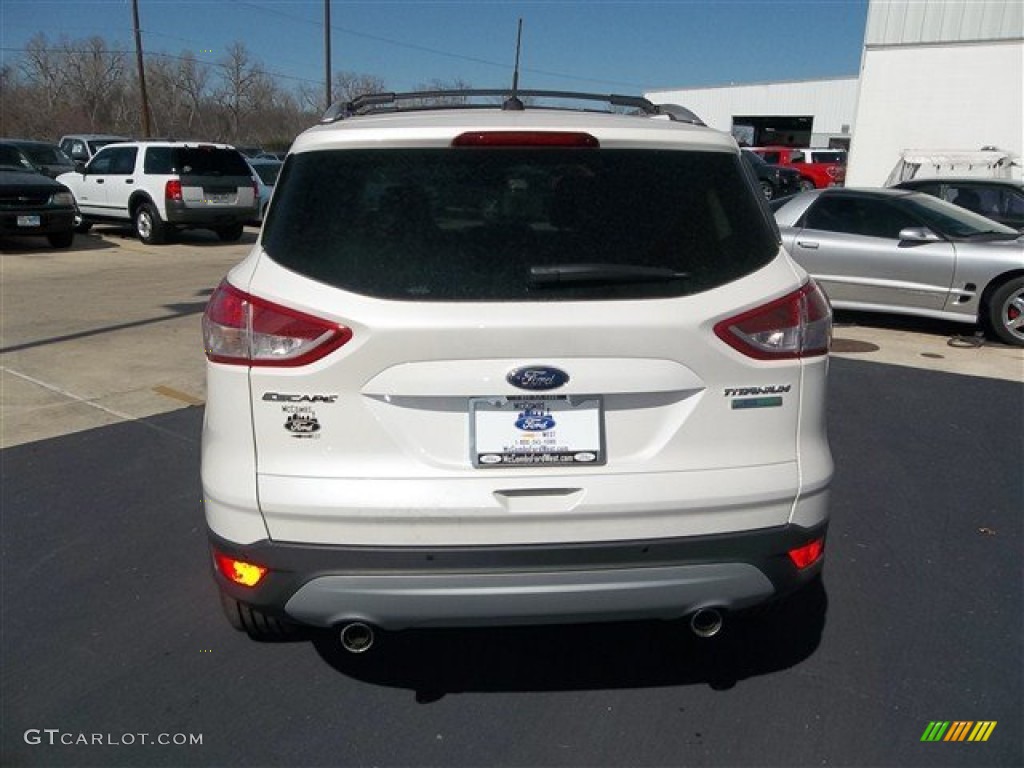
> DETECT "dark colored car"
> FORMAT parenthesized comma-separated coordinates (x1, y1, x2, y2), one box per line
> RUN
(0, 139, 76, 179)
(0, 148, 78, 248)
(742, 149, 802, 200)
(748, 146, 846, 190)
(892, 177, 1024, 231)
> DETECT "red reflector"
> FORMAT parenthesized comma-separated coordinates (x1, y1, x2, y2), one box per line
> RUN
(788, 538, 825, 569)
(452, 131, 599, 148)
(214, 551, 268, 587)
(165, 180, 183, 201)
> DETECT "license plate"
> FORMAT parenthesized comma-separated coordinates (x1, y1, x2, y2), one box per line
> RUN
(470, 396, 604, 468)
(17, 215, 41, 227)
(205, 193, 232, 204)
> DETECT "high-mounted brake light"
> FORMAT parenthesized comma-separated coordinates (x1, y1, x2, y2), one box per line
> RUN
(714, 281, 831, 360)
(214, 551, 268, 587)
(202, 280, 352, 367)
(452, 131, 600, 148)
(165, 180, 183, 202)
(788, 538, 825, 569)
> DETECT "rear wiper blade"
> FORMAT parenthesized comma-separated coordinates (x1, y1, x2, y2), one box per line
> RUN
(529, 263, 690, 286)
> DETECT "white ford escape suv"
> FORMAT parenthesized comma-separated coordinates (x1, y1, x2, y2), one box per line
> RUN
(201, 90, 833, 651)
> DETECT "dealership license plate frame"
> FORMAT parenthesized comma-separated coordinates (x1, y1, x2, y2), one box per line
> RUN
(470, 395, 605, 468)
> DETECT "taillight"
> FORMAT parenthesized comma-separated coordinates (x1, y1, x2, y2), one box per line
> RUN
(165, 180, 183, 201)
(714, 281, 831, 360)
(788, 538, 825, 569)
(252, 177, 260, 203)
(214, 551, 268, 587)
(202, 280, 352, 367)
(452, 131, 599, 148)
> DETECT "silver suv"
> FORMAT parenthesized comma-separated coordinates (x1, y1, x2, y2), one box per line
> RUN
(58, 134, 131, 165)
(57, 140, 258, 244)
(201, 90, 833, 651)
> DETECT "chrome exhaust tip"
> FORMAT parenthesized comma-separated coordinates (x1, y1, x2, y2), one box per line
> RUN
(339, 622, 375, 653)
(689, 608, 724, 638)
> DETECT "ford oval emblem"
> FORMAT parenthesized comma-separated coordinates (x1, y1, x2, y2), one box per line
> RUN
(507, 366, 569, 391)
(515, 407, 556, 431)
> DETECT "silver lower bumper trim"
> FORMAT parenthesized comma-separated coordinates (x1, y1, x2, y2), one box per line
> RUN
(284, 563, 775, 630)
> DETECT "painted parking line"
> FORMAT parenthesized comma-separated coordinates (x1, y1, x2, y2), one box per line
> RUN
(153, 385, 205, 406)
(1, 365, 199, 445)
(3, 366, 137, 421)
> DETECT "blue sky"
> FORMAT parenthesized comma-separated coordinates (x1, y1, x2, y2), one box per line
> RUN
(1, 0, 870, 93)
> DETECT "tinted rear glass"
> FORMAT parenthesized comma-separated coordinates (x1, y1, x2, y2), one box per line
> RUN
(89, 139, 124, 153)
(21, 144, 70, 164)
(809, 151, 845, 164)
(252, 163, 281, 185)
(263, 148, 777, 302)
(144, 146, 251, 176)
(0, 145, 31, 169)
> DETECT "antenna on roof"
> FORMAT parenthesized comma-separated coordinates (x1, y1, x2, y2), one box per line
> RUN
(503, 18, 525, 111)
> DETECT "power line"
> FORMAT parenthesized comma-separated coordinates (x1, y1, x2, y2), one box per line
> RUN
(230, 0, 647, 89)
(3, 4, 649, 93)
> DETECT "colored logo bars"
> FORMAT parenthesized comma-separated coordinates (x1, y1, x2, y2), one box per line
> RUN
(921, 721, 997, 742)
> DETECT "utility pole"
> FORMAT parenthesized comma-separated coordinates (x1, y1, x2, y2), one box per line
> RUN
(131, 0, 152, 137)
(324, 0, 332, 110)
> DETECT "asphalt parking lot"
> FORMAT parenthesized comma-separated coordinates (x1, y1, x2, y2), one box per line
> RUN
(1, 227, 1022, 767)
(1, 226, 252, 448)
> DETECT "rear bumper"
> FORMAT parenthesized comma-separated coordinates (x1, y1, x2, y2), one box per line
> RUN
(164, 202, 255, 227)
(209, 522, 827, 631)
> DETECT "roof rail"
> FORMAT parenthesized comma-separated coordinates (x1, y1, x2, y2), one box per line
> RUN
(649, 103, 706, 126)
(320, 89, 705, 126)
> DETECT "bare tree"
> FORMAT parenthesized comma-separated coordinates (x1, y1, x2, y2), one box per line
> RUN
(60, 36, 127, 130)
(2, 33, 388, 146)
(215, 42, 273, 144)
(0, 64, 28, 136)
(411, 77, 474, 106)
(143, 56, 178, 137)
(18, 34, 68, 118)
(296, 83, 323, 115)
(176, 52, 212, 136)
(331, 71, 387, 105)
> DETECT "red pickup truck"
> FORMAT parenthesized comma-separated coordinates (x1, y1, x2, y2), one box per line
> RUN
(748, 147, 846, 190)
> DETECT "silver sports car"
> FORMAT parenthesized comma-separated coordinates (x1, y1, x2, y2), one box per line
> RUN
(771, 188, 1024, 346)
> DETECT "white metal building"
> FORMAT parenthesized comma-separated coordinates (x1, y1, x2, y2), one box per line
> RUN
(846, 0, 1023, 185)
(645, 0, 1023, 187)
(645, 77, 859, 150)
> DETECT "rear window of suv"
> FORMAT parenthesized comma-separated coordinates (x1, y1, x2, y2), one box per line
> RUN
(263, 148, 778, 301)
(144, 146, 251, 176)
(807, 151, 845, 164)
